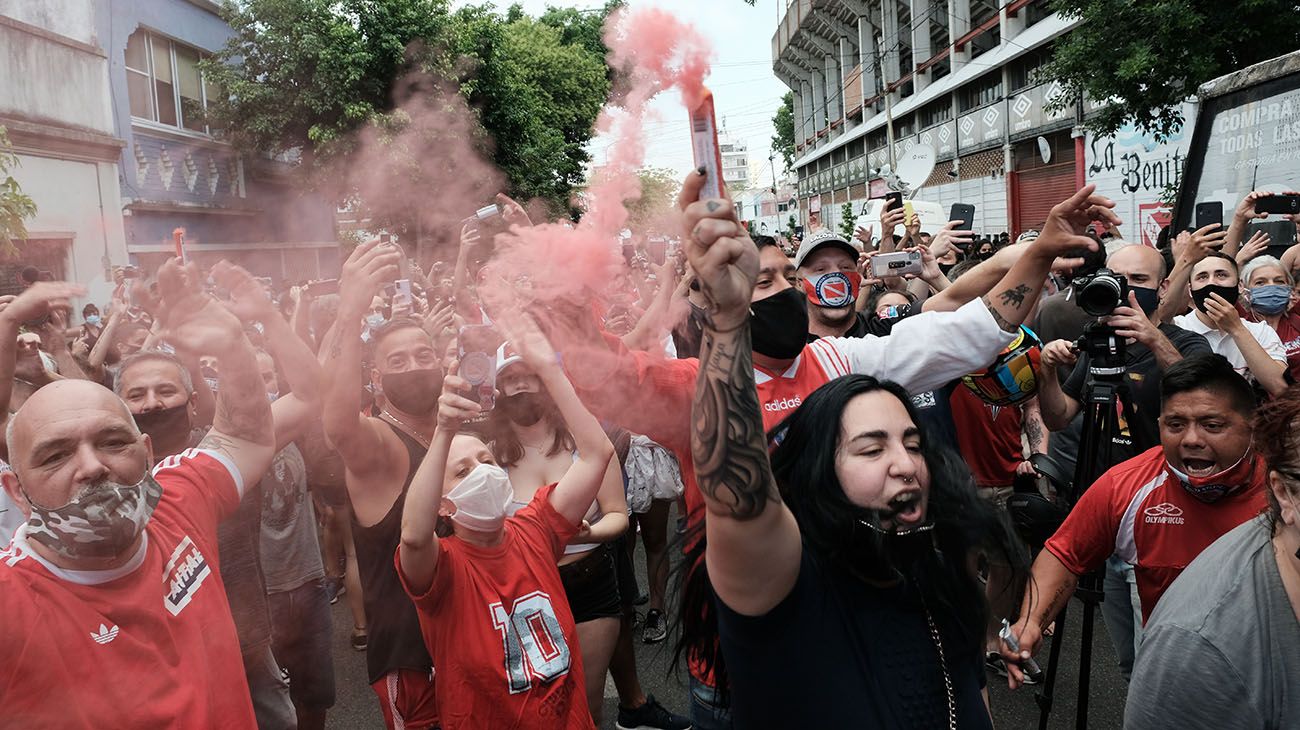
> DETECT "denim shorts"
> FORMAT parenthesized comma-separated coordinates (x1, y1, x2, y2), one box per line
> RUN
(558, 544, 623, 623)
(268, 578, 336, 709)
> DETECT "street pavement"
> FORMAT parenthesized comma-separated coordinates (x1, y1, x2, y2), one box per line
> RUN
(323, 515, 1128, 729)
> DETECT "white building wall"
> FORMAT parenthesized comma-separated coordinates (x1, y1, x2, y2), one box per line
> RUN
(0, 0, 127, 307)
(1084, 103, 1196, 246)
(11, 155, 128, 305)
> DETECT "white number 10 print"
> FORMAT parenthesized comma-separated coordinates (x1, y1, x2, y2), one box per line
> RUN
(490, 591, 572, 694)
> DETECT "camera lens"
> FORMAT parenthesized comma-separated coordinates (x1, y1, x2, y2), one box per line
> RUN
(1077, 273, 1123, 316)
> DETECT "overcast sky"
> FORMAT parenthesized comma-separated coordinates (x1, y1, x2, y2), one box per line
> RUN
(458, 0, 790, 184)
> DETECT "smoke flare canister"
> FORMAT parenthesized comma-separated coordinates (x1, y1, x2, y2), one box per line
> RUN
(690, 90, 726, 201)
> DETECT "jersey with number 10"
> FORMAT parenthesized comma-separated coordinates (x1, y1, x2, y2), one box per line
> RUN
(398, 483, 593, 730)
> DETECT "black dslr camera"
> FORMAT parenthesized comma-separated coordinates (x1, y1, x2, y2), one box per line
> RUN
(1072, 267, 1129, 316)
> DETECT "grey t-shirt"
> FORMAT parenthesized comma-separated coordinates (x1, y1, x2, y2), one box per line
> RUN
(258, 443, 324, 593)
(1126, 518, 1300, 729)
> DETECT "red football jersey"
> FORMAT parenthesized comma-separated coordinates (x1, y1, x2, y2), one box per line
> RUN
(399, 484, 593, 730)
(1045, 446, 1267, 623)
(0, 449, 254, 729)
(949, 386, 1024, 488)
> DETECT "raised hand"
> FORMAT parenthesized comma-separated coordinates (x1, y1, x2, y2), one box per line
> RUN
(210, 260, 276, 323)
(1031, 184, 1118, 261)
(436, 364, 481, 433)
(339, 239, 401, 318)
(1235, 229, 1270, 267)
(496, 192, 533, 227)
(459, 222, 482, 251)
(0, 282, 86, 327)
(676, 170, 758, 331)
(1184, 223, 1229, 263)
(156, 257, 244, 356)
(496, 310, 559, 373)
(930, 220, 974, 257)
(422, 301, 455, 341)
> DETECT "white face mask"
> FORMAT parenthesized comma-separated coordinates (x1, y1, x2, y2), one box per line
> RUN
(445, 463, 513, 532)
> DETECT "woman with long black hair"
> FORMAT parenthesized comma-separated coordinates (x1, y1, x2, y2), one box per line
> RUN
(674, 172, 1112, 727)
(677, 374, 1029, 728)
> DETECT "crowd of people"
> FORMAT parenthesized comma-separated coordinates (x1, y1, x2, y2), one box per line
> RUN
(3, 170, 1300, 730)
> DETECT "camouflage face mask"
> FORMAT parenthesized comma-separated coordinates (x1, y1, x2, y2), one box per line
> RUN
(21, 472, 163, 561)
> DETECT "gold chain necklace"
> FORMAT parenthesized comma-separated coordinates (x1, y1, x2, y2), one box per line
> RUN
(379, 410, 431, 448)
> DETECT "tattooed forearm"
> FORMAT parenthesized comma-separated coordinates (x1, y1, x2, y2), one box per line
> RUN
(690, 324, 780, 519)
(1023, 410, 1046, 454)
(213, 335, 274, 446)
(999, 284, 1032, 308)
(981, 295, 1017, 333)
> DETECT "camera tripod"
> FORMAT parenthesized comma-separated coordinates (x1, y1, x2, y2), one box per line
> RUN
(1034, 322, 1136, 730)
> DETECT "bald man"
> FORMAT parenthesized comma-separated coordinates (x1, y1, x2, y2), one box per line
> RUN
(0, 265, 274, 729)
(1038, 244, 1212, 458)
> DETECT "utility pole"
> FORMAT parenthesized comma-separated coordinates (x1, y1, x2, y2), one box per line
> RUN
(874, 48, 897, 171)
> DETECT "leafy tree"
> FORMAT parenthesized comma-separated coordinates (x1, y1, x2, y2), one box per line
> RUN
(0, 128, 36, 257)
(772, 91, 795, 171)
(839, 202, 855, 238)
(202, 0, 612, 221)
(625, 167, 681, 234)
(1041, 0, 1300, 140)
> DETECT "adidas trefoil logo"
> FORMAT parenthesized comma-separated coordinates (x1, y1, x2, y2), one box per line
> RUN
(90, 623, 120, 645)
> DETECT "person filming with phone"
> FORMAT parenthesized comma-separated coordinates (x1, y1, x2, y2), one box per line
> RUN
(321, 238, 441, 729)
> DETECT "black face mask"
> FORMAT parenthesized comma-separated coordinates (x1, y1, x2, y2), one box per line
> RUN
(867, 303, 912, 337)
(1130, 285, 1160, 317)
(846, 512, 937, 583)
(1191, 283, 1240, 313)
(499, 391, 547, 427)
(381, 369, 442, 416)
(133, 403, 192, 442)
(749, 287, 809, 360)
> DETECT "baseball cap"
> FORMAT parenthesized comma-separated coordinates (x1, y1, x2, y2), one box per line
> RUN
(793, 230, 859, 269)
(495, 342, 523, 376)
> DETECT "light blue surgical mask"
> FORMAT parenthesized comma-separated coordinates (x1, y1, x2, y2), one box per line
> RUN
(1249, 284, 1292, 315)
(84, 314, 102, 327)
(364, 313, 385, 329)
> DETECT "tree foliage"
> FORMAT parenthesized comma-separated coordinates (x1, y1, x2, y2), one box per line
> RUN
(625, 167, 681, 234)
(0, 128, 37, 257)
(839, 202, 855, 238)
(202, 0, 613, 219)
(772, 91, 795, 171)
(1041, 0, 1300, 140)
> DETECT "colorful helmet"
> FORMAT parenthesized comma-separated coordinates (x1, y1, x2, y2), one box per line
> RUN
(960, 326, 1043, 406)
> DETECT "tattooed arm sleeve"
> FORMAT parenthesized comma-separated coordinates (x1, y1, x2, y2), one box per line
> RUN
(691, 322, 803, 616)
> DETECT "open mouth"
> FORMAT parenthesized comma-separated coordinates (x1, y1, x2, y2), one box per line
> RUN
(1182, 457, 1218, 477)
(884, 490, 925, 526)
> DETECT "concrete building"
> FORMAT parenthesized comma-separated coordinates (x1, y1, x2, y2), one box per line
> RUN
(720, 126, 751, 191)
(773, 0, 1091, 238)
(0, 0, 128, 305)
(99, 0, 338, 283)
(735, 182, 801, 238)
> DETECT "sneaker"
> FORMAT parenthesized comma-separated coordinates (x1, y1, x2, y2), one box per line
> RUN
(326, 577, 346, 605)
(616, 693, 691, 730)
(986, 651, 1038, 685)
(351, 628, 368, 652)
(642, 609, 667, 644)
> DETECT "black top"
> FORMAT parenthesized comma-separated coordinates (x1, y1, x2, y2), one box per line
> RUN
(351, 420, 434, 683)
(716, 549, 991, 730)
(1062, 324, 1211, 464)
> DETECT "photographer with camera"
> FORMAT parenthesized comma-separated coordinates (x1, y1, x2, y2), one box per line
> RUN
(1001, 355, 1269, 690)
(1037, 245, 1211, 461)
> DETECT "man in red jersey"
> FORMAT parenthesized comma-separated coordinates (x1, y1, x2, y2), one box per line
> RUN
(1001, 354, 1268, 689)
(0, 260, 275, 728)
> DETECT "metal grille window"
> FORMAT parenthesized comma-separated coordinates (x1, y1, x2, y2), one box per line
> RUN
(125, 29, 215, 134)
